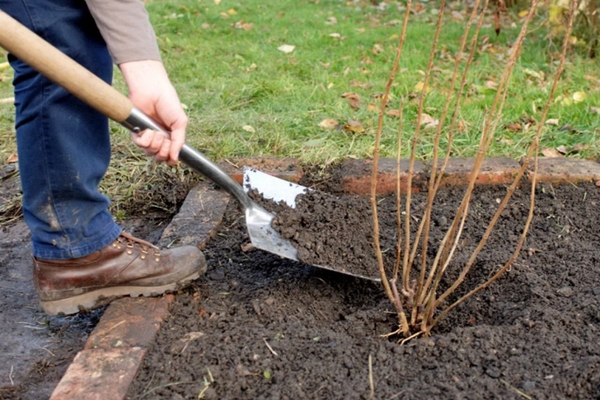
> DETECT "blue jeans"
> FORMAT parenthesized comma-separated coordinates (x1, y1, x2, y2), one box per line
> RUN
(1, 0, 121, 259)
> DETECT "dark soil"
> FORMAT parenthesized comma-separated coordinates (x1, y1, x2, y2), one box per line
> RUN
(272, 190, 377, 279)
(128, 179, 600, 399)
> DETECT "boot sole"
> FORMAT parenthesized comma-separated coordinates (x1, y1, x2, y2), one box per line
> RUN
(40, 271, 201, 315)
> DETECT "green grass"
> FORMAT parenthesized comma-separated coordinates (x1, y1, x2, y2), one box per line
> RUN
(137, 0, 599, 162)
(3, 0, 600, 164)
(1, 0, 599, 220)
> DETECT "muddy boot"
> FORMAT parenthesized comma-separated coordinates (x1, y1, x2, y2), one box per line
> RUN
(33, 232, 206, 315)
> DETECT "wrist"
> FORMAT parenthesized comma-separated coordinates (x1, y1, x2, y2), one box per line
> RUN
(119, 60, 169, 94)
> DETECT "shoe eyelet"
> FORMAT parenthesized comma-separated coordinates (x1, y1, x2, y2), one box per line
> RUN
(127, 249, 133, 255)
(141, 254, 146, 260)
(155, 257, 160, 262)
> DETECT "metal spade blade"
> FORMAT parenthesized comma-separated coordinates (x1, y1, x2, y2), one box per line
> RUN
(243, 168, 381, 282)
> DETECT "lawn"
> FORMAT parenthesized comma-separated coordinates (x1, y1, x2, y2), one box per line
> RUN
(142, 0, 600, 162)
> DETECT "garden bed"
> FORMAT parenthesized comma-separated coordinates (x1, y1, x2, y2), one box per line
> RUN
(127, 174, 600, 399)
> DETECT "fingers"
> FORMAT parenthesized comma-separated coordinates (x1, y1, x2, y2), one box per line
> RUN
(167, 115, 188, 165)
(130, 129, 171, 163)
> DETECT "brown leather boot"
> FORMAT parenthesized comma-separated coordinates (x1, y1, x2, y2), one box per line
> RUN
(33, 232, 206, 315)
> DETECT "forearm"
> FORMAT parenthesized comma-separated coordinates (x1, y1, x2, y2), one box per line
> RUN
(119, 60, 168, 97)
(84, 0, 161, 64)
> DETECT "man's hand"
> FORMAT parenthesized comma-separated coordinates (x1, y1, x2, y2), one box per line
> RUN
(119, 60, 187, 166)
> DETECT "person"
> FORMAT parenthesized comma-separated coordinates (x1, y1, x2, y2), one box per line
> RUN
(0, 0, 206, 315)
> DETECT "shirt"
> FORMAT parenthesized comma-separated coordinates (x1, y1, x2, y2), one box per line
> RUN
(85, 0, 161, 64)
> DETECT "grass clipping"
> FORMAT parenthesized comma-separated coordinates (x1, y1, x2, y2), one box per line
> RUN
(371, 0, 577, 340)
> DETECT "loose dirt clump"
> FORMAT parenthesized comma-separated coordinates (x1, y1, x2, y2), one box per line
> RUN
(128, 180, 600, 399)
(272, 190, 378, 279)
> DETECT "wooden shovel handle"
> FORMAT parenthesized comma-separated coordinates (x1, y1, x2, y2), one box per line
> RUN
(0, 10, 133, 122)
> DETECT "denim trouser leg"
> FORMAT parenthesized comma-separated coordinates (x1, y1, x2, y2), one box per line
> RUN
(1, 1, 122, 259)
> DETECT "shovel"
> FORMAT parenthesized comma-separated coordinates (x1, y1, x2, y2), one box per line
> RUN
(0, 11, 378, 281)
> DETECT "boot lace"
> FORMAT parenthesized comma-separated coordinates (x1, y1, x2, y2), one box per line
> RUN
(114, 231, 161, 262)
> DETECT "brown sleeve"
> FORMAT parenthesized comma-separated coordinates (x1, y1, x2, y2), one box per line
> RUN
(85, 0, 161, 64)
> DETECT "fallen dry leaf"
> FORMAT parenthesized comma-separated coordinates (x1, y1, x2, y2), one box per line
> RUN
(329, 33, 342, 39)
(343, 119, 365, 134)
(341, 92, 361, 110)
(541, 148, 564, 158)
(326, 16, 337, 25)
(505, 122, 522, 132)
(349, 80, 372, 89)
(572, 143, 588, 152)
(234, 20, 254, 31)
(318, 118, 339, 130)
(522, 68, 545, 81)
(277, 44, 295, 53)
(556, 145, 568, 155)
(414, 81, 428, 93)
(367, 104, 379, 113)
(0, 97, 14, 104)
(417, 113, 438, 128)
(6, 153, 18, 163)
(572, 91, 586, 103)
(372, 44, 384, 55)
(386, 109, 401, 118)
(484, 80, 498, 90)
(556, 95, 573, 106)
(545, 118, 559, 126)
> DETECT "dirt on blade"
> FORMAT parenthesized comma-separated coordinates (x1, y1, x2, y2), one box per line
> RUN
(272, 190, 378, 279)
